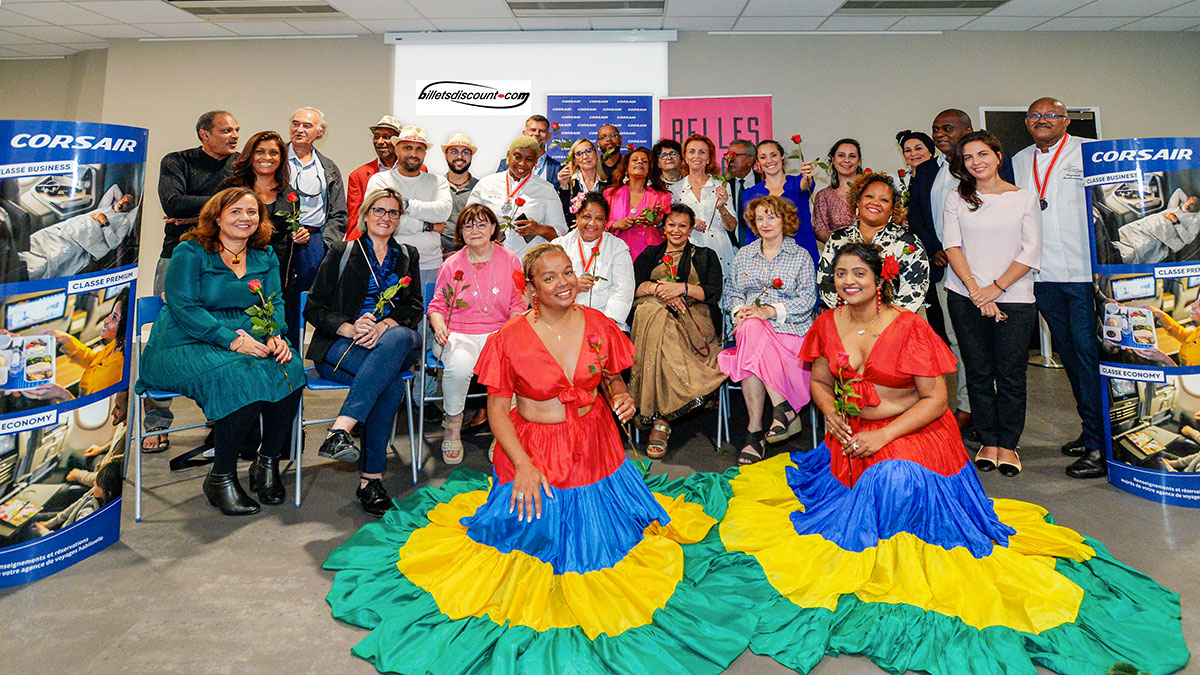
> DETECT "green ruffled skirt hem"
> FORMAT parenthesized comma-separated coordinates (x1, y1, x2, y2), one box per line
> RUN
(323, 468, 756, 675)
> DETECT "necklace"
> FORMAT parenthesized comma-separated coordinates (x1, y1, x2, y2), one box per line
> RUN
(467, 249, 498, 314)
(219, 241, 249, 264)
(538, 306, 575, 341)
(447, 172, 471, 189)
(842, 305, 880, 335)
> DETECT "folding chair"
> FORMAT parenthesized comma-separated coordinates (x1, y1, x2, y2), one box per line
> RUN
(715, 340, 821, 451)
(296, 292, 418, 486)
(414, 280, 489, 478)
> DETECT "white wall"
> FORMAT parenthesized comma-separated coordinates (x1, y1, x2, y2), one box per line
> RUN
(390, 41, 668, 174)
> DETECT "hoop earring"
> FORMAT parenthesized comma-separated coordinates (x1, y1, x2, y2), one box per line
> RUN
(532, 296, 540, 322)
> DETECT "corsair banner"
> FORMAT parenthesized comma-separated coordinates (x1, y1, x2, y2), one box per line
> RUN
(0, 120, 145, 585)
(1087, 137, 1200, 506)
(545, 94, 654, 164)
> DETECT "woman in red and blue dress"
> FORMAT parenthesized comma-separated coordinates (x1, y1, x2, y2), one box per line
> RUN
(324, 243, 754, 673)
(719, 241, 1189, 674)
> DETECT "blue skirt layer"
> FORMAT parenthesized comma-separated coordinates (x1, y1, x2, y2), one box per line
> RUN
(786, 445, 1014, 557)
(461, 461, 670, 575)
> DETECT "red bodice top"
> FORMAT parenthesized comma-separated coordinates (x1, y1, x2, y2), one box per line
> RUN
(474, 306, 636, 488)
(799, 309, 967, 486)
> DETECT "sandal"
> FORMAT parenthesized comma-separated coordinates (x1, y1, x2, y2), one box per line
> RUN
(646, 420, 670, 459)
(738, 430, 766, 465)
(997, 448, 1022, 477)
(142, 434, 169, 454)
(441, 440, 463, 465)
(764, 401, 803, 445)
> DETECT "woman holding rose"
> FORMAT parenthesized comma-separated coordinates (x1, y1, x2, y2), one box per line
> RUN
(136, 187, 304, 516)
(604, 146, 671, 262)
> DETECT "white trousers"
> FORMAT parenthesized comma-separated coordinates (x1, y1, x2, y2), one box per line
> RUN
(434, 332, 492, 416)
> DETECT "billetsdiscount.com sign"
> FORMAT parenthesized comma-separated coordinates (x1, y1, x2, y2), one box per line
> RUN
(415, 80, 532, 116)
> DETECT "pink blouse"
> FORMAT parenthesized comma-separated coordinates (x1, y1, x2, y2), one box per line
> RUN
(812, 186, 855, 235)
(942, 189, 1042, 304)
(604, 183, 670, 262)
(427, 244, 526, 334)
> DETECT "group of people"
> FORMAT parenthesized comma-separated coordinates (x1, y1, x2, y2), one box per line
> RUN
(129, 98, 1189, 675)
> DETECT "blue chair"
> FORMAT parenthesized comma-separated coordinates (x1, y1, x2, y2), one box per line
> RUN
(415, 280, 489, 475)
(297, 292, 418, 484)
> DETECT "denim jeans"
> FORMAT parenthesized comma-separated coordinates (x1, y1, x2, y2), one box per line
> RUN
(946, 292, 1037, 449)
(1035, 281, 1103, 452)
(317, 326, 418, 474)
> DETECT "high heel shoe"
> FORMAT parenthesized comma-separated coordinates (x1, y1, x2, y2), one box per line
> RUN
(997, 449, 1022, 477)
(202, 471, 260, 516)
(248, 454, 285, 505)
(973, 447, 998, 472)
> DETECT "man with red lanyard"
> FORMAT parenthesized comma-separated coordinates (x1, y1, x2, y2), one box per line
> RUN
(1013, 97, 1104, 479)
(467, 136, 567, 257)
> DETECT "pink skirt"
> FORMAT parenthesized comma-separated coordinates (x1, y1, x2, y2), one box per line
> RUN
(717, 317, 812, 411)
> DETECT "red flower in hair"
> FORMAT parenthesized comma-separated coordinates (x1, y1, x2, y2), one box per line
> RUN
(771, 278, 783, 289)
(512, 270, 526, 294)
(627, 143, 636, 152)
(791, 134, 803, 144)
(881, 255, 900, 281)
(453, 269, 465, 281)
(865, 167, 874, 174)
(514, 197, 526, 207)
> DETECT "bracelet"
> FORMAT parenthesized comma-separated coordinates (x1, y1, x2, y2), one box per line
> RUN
(230, 336, 244, 351)
(963, 275, 975, 283)
(995, 280, 1008, 292)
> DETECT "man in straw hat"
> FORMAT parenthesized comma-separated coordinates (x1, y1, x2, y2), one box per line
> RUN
(347, 115, 402, 227)
(440, 132, 479, 256)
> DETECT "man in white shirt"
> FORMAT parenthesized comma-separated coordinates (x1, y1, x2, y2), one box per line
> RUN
(468, 136, 568, 258)
(365, 125, 452, 289)
(1013, 96, 1105, 479)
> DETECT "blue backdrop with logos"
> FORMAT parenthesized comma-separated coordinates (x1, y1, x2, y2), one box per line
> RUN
(546, 94, 654, 163)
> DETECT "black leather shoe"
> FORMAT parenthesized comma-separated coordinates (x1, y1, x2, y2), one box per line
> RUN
(1066, 449, 1107, 479)
(1060, 434, 1086, 457)
(248, 455, 285, 505)
(202, 471, 260, 516)
(318, 429, 360, 464)
(356, 478, 392, 517)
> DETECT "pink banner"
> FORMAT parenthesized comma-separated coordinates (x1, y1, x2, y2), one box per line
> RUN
(658, 95, 773, 153)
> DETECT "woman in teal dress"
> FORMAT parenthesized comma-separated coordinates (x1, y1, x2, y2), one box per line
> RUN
(137, 187, 304, 516)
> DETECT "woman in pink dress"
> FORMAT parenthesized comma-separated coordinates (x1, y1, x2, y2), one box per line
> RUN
(604, 146, 671, 262)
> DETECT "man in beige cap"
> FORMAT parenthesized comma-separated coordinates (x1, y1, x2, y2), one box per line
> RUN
(347, 114, 402, 227)
(366, 125, 451, 288)
(440, 132, 479, 255)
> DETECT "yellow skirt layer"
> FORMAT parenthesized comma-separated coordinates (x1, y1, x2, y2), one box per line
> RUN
(398, 489, 715, 639)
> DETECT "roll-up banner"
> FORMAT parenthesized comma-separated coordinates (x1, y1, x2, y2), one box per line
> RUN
(0, 120, 146, 585)
(1086, 137, 1200, 506)
(658, 95, 773, 155)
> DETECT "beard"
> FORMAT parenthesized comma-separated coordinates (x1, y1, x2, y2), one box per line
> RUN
(448, 158, 473, 174)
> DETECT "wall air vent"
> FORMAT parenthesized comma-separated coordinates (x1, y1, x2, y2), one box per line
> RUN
(835, 0, 1007, 15)
(167, 0, 343, 19)
(506, 1, 665, 17)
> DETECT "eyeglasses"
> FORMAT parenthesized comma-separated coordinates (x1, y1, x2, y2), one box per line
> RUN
(369, 206, 402, 220)
(658, 150, 679, 159)
(574, 147, 596, 157)
(1025, 113, 1067, 121)
(460, 220, 491, 231)
(598, 132, 620, 141)
(446, 148, 472, 157)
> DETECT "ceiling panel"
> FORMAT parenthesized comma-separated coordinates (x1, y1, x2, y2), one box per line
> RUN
(326, 0, 421, 20)
(888, 15, 975, 31)
(818, 15, 901, 31)
(662, 16, 736, 30)
(0, 8, 48, 26)
(959, 16, 1048, 30)
(516, 17, 593, 30)
(0, 46, 36, 58)
(1032, 17, 1139, 30)
(67, 23, 158, 38)
(588, 16, 664, 29)
(1117, 16, 1200, 30)
(211, 20, 300, 36)
(356, 18, 439, 32)
(402, 0, 511, 18)
(1161, 0, 1200, 16)
(428, 17, 521, 30)
(4, 24, 99, 41)
(62, 42, 109, 50)
(287, 19, 367, 34)
(664, 0, 746, 17)
(987, 0, 1092, 17)
(2, 2, 120, 24)
(731, 15, 823, 31)
(14, 43, 79, 56)
(742, 0, 841, 16)
(1066, 0, 1192, 17)
(74, 0, 202, 23)
(0, 29, 43, 44)
(137, 22, 235, 37)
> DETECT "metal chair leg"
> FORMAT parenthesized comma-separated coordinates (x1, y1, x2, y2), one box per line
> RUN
(293, 397, 303, 508)
(133, 393, 143, 522)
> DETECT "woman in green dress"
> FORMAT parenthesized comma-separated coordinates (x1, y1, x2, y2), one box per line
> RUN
(136, 187, 304, 516)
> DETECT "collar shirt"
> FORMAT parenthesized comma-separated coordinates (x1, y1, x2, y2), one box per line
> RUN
(931, 155, 955, 241)
(1012, 135, 1092, 283)
(551, 230, 635, 330)
(466, 171, 569, 258)
(721, 238, 816, 337)
(288, 145, 327, 228)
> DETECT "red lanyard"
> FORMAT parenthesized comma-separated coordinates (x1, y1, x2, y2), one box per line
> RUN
(505, 171, 533, 204)
(1032, 133, 1068, 203)
(577, 234, 601, 274)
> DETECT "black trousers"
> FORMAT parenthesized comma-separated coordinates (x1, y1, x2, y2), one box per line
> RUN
(946, 292, 1037, 449)
(211, 389, 302, 475)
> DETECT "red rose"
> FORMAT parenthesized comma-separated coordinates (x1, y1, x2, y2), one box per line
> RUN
(897, 168, 907, 177)
(587, 332, 602, 349)
(771, 278, 783, 289)
(882, 254, 900, 280)
(512, 270, 526, 293)
(791, 134, 803, 144)
(286, 192, 298, 203)
(725, 150, 737, 160)
(591, 242, 601, 256)
(627, 143, 636, 152)
(865, 167, 874, 174)
(515, 197, 526, 207)
(835, 351, 850, 370)
(453, 269, 465, 281)
(551, 122, 560, 130)
(661, 254, 673, 265)
(247, 279, 262, 294)
(903, 245, 915, 255)
(399, 275, 412, 287)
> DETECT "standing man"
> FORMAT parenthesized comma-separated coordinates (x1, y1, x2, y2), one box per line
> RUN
(149, 110, 238, 454)
(597, 124, 624, 176)
(1013, 97, 1104, 479)
(365, 126, 451, 289)
(470, 136, 567, 258)
(346, 115, 401, 229)
(440, 133, 479, 256)
(724, 138, 759, 247)
(497, 115, 562, 184)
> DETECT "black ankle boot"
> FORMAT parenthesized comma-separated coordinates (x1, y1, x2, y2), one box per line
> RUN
(356, 478, 392, 518)
(248, 455, 285, 505)
(202, 471, 260, 516)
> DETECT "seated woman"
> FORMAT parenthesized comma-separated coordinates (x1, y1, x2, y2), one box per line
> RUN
(22, 288, 127, 403)
(629, 204, 725, 458)
(719, 242, 1190, 675)
(323, 243, 754, 673)
(718, 195, 816, 465)
(552, 192, 634, 331)
(305, 188, 424, 517)
(604, 146, 671, 262)
(429, 203, 526, 465)
(136, 187, 304, 516)
(555, 138, 608, 229)
(817, 172, 929, 312)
